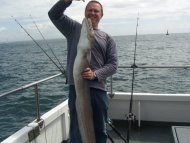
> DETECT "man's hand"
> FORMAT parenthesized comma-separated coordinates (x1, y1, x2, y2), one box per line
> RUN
(82, 67, 96, 80)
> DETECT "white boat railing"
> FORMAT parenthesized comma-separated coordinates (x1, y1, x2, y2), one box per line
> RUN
(109, 65, 190, 96)
(0, 73, 63, 121)
(119, 65, 190, 68)
(1, 65, 190, 120)
(1, 65, 190, 98)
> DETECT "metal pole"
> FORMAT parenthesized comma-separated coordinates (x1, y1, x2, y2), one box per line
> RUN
(34, 84, 41, 122)
(109, 76, 114, 98)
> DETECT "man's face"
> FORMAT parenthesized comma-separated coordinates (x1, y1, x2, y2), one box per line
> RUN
(85, 2, 103, 29)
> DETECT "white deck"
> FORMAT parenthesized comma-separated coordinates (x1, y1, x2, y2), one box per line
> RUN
(172, 126, 190, 143)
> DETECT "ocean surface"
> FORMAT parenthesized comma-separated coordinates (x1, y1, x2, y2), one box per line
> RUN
(1, 33, 190, 141)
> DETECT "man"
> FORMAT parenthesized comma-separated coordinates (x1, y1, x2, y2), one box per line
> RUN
(48, 0, 118, 142)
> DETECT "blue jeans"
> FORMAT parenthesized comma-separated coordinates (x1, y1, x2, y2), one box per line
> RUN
(68, 85, 108, 143)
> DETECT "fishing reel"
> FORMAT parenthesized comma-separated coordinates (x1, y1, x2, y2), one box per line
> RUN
(126, 112, 136, 123)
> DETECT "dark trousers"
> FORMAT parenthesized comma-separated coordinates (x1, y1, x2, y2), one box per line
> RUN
(68, 85, 108, 143)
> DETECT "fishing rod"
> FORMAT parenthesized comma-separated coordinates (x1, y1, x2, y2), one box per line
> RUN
(29, 15, 65, 73)
(12, 16, 65, 75)
(127, 14, 139, 142)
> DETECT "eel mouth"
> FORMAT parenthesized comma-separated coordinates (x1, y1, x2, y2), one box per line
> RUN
(84, 18, 93, 31)
(83, 18, 94, 40)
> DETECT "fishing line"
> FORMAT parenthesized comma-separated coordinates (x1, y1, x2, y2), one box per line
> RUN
(11, 16, 65, 75)
(29, 15, 65, 73)
(127, 14, 139, 142)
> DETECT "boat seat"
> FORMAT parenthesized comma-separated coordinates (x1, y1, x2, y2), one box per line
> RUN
(172, 126, 190, 143)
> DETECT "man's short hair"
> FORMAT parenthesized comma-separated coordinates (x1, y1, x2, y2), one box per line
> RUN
(85, 0, 103, 14)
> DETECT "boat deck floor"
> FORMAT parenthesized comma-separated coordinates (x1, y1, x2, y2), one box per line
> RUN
(107, 120, 176, 143)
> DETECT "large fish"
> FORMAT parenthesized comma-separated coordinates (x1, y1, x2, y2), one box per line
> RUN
(73, 18, 96, 143)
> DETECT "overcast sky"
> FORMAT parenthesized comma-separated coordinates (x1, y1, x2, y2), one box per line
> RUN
(0, 0, 190, 42)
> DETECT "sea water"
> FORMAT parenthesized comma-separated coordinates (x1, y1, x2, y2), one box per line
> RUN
(0, 33, 190, 141)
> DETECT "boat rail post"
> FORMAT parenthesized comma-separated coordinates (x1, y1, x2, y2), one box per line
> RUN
(138, 101, 141, 127)
(109, 76, 114, 98)
(34, 84, 41, 122)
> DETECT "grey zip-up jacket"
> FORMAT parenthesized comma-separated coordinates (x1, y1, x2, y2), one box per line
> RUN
(48, 0, 118, 91)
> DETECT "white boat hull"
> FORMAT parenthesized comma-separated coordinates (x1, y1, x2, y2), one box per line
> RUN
(109, 92, 190, 123)
(2, 100, 70, 143)
(2, 92, 190, 143)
